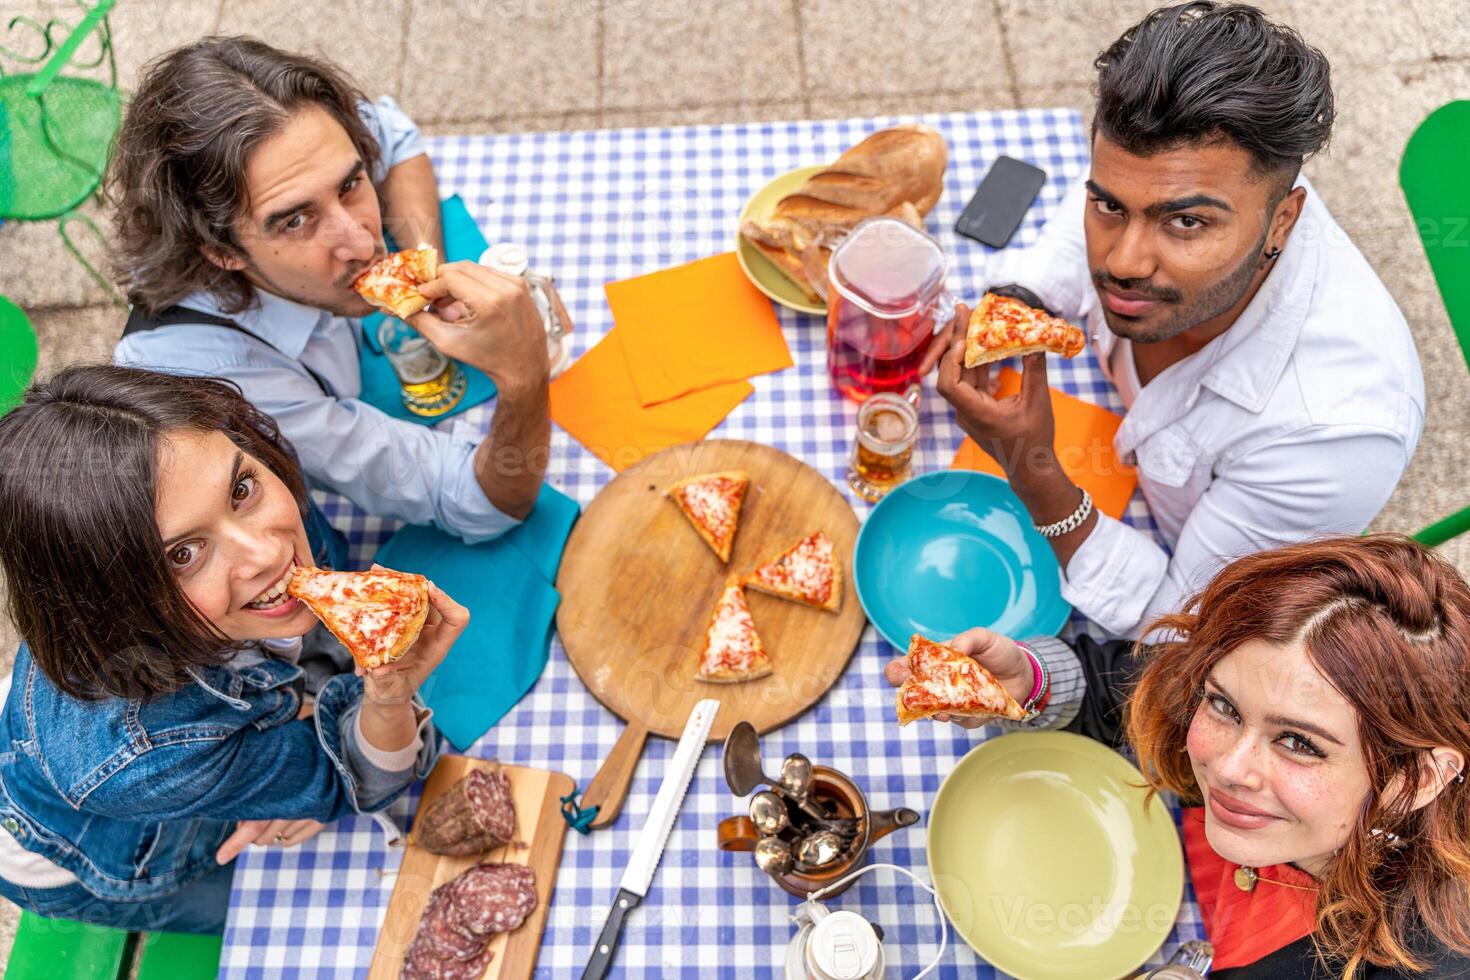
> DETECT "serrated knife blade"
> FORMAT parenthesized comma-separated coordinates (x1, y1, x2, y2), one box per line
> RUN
(580, 698, 720, 980)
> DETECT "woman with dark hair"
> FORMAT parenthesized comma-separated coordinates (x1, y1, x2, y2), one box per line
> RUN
(888, 536, 1470, 978)
(0, 365, 461, 934)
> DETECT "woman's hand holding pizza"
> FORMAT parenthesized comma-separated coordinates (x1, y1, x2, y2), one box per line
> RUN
(883, 627, 1034, 729)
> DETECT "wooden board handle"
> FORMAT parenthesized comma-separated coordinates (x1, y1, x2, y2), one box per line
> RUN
(582, 722, 648, 829)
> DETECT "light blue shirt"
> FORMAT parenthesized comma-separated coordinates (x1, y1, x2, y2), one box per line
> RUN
(115, 97, 519, 545)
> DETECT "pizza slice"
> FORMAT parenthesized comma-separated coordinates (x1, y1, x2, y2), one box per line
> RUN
(353, 244, 440, 320)
(895, 634, 1027, 726)
(743, 530, 841, 612)
(696, 576, 773, 684)
(666, 471, 749, 563)
(963, 291, 1086, 368)
(287, 566, 430, 669)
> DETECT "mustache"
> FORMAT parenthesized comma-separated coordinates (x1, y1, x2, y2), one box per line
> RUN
(337, 249, 386, 290)
(1091, 270, 1182, 304)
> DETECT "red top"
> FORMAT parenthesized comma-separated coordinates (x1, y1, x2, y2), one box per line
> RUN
(1180, 806, 1319, 970)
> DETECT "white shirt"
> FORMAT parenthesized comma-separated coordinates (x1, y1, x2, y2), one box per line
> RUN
(986, 176, 1425, 638)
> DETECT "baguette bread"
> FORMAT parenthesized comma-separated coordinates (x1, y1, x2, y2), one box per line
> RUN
(740, 126, 947, 301)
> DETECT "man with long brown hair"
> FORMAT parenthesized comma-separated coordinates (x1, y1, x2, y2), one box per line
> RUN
(110, 38, 550, 544)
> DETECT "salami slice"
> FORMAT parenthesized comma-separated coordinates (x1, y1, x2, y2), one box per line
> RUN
(446, 863, 538, 937)
(400, 932, 493, 980)
(417, 887, 487, 962)
(417, 768, 518, 856)
(463, 769, 517, 845)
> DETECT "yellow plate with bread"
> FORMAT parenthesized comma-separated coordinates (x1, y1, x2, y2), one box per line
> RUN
(736, 165, 828, 316)
(736, 125, 950, 318)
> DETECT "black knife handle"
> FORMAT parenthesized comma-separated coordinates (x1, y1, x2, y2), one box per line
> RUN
(580, 887, 643, 980)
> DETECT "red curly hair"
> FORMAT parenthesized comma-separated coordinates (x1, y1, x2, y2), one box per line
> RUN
(1126, 535, 1470, 977)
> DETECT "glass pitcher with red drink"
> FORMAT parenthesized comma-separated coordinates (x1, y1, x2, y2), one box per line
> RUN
(823, 217, 953, 403)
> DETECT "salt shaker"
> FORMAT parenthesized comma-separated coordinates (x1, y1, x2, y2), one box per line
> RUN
(480, 243, 571, 377)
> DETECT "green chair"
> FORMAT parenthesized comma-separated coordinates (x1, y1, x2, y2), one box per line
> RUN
(133, 930, 223, 980)
(4, 911, 131, 980)
(0, 295, 37, 415)
(1400, 100, 1470, 547)
(0, 0, 122, 304)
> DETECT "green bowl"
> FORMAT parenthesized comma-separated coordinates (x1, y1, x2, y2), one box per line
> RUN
(927, 731, 1185, 979)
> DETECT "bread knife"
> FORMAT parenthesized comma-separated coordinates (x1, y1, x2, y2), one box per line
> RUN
(580, 698, 720, 980)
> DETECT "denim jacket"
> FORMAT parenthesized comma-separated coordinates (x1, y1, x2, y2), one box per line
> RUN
(0, 499, 430, 902)
(0, 641, 434, 902)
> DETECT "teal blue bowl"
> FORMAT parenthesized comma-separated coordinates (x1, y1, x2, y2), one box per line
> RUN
(854, 471, 1072, 649)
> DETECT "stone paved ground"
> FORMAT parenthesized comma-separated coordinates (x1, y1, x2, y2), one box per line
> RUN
(2, 0, 1468, 966)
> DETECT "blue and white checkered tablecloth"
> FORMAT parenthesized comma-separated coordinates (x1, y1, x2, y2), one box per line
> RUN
(220, 110, 1204, 979)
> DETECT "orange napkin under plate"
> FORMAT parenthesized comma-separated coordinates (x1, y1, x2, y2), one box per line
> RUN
(549, 329, 752, 472)
(604, 252, 793, 407)
(950, 368, 1138, 520)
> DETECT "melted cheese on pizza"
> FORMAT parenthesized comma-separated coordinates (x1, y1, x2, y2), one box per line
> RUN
(675, 477, 740, 543)
(969, 293, 1085, 358)
(748, 531, 835, 606)
(291, 569, 426, 662)
(352, 246, 438, 313)
(700, 580, 767, 676)
(898, 635, 1025, 723)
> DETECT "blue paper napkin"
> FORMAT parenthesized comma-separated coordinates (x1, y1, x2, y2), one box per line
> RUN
(373, 484, 581, 749)
(358, 195, 498, 423)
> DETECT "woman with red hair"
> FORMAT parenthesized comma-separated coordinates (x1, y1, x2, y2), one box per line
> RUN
(887, 535, 1470, 977)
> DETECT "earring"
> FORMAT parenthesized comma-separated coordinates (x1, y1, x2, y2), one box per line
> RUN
(1264, 246, 1282, 261)
(1369, 827, 1403, 845)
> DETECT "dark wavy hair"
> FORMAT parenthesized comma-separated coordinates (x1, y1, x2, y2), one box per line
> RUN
(108, 37, 382, 315)
(1094, 2, 1334, 193)
(0, 366, 308, 701)
(1128, 536, 1470, 977)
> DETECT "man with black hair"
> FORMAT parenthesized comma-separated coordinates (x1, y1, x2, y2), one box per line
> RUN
(929, 2, 1424, 638)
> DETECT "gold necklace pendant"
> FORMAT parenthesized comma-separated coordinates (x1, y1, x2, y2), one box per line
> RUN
(1234, 866, 1258, 892)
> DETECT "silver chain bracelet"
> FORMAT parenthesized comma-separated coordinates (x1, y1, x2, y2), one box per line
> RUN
(1033, 488, 1093, 538)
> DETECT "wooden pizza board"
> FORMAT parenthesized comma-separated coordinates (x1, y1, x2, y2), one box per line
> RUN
(368, 756, 574, 980)
(556, 439, 867, 827)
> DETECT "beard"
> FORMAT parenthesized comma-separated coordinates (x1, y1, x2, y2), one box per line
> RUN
(1093, 226, 1270, 344)
(242, 254, 381, 318)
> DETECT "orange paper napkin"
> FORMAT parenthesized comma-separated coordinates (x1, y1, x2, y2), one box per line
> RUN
(549, 329, 753, 472)
(604, 252, 793, 407)
(950, 368, 1138, 520)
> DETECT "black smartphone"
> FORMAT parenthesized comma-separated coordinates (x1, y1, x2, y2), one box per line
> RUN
(954, 156, 1047, 248)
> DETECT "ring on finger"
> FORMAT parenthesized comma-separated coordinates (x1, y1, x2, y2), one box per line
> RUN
(274, 833, 287, 844)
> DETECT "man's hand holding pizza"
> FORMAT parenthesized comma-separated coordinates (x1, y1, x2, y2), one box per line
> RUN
(409, 262, 551, 395)
(932, 297, 1098, 564)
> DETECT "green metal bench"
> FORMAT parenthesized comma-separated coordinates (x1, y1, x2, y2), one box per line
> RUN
(4, 912, 131, 980)
(0, 0, 123, 304)
(0, 294, 36, 416)
(1400, 100, 1470, 547)
(4, 911, 223, 980)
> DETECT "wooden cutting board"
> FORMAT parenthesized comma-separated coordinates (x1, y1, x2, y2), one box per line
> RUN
(368, 756, 575, 980)
(556, 439, 867, 827)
